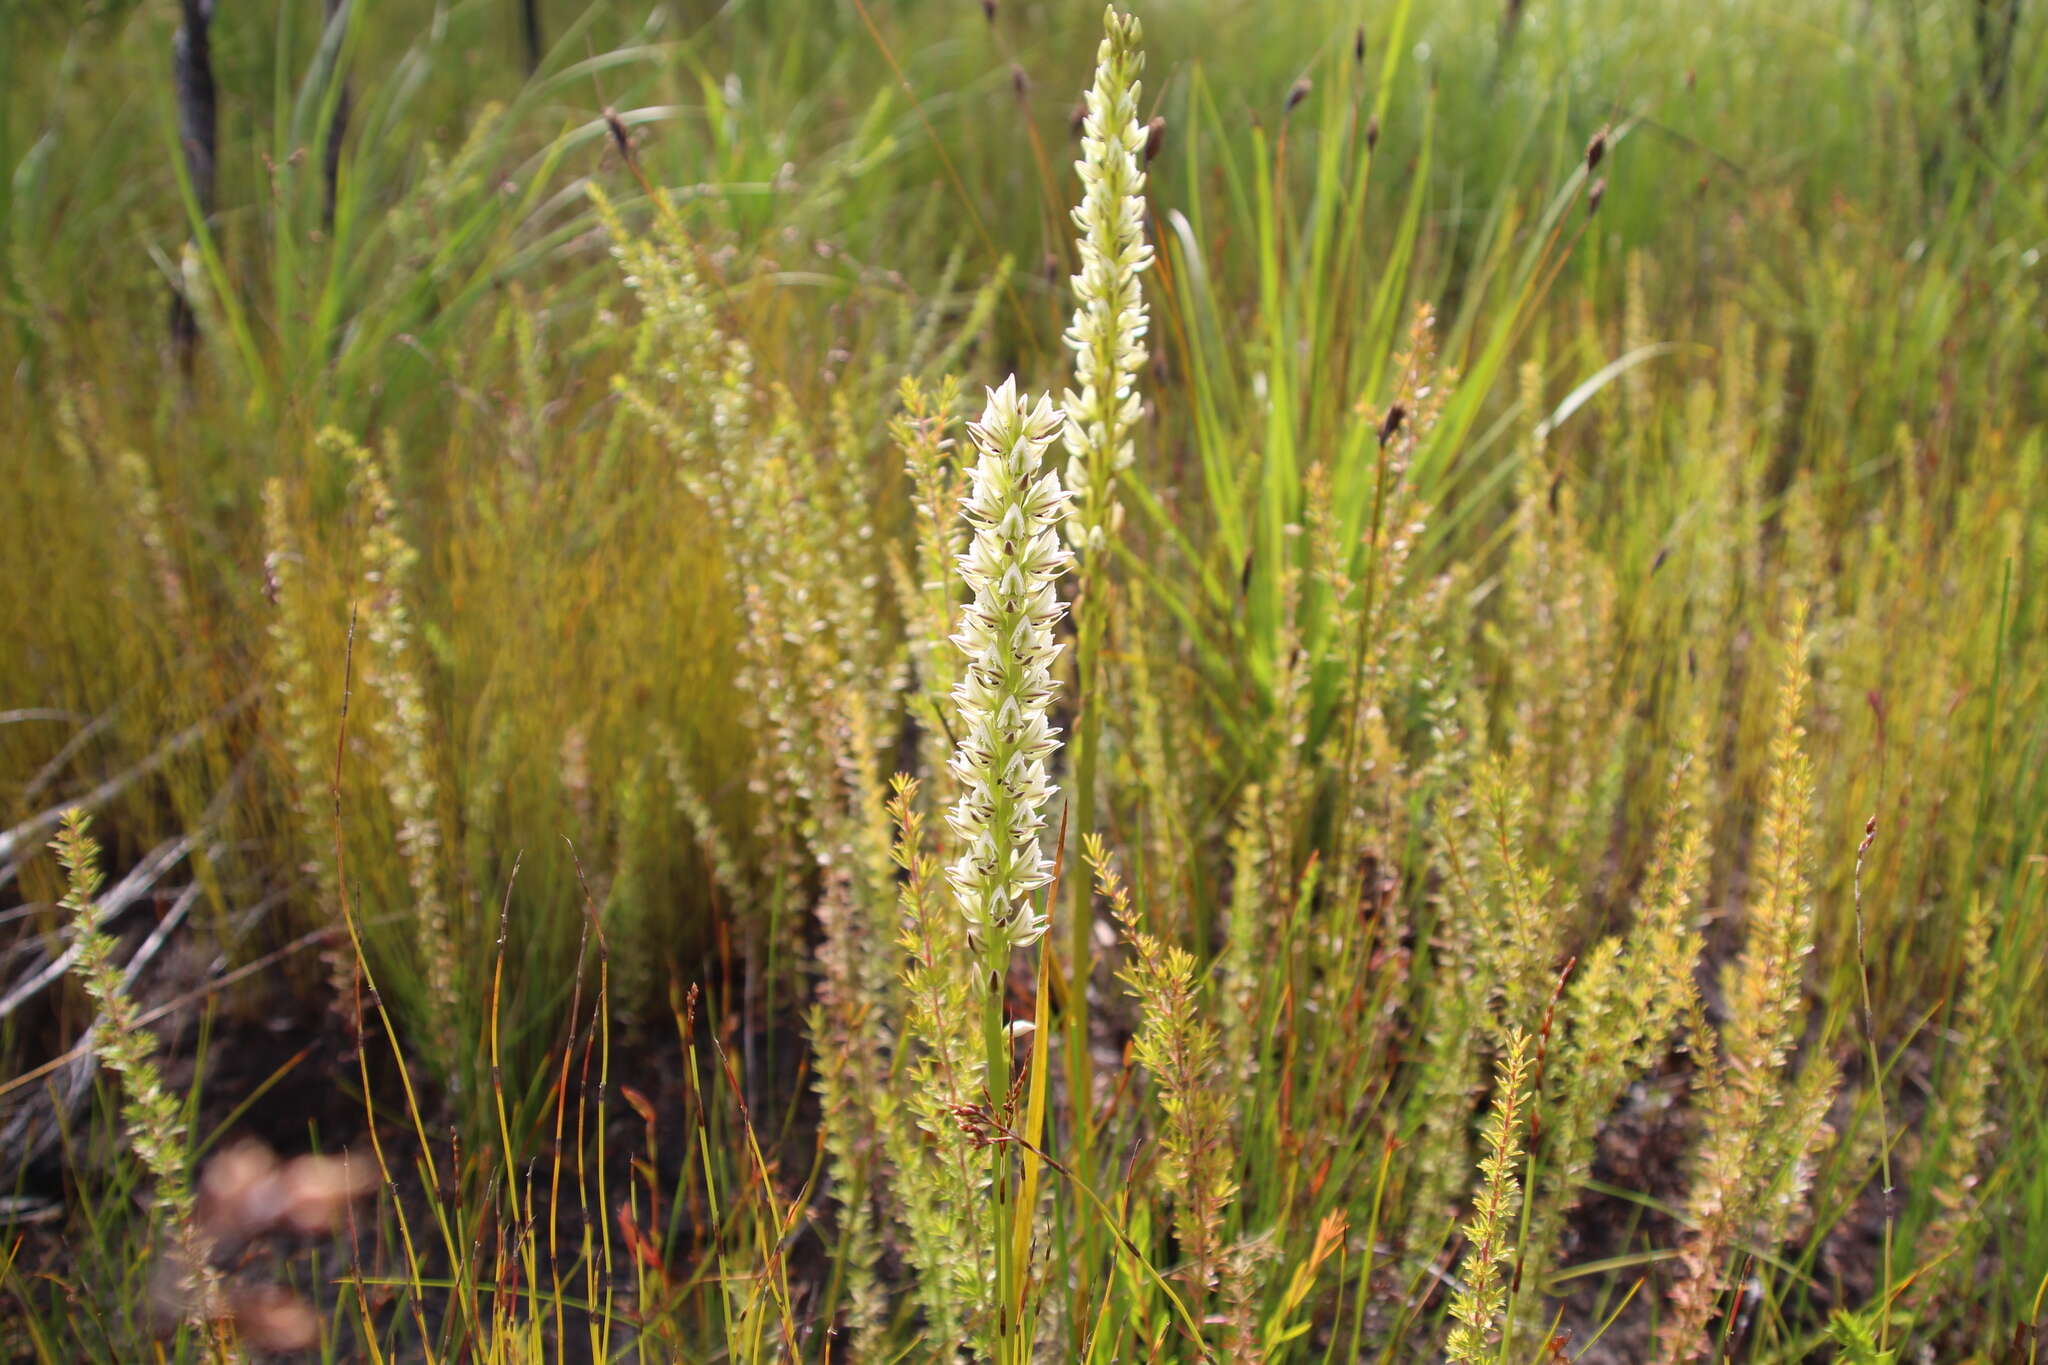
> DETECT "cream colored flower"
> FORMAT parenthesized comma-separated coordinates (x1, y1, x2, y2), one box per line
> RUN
(945, 378, 1072, 952)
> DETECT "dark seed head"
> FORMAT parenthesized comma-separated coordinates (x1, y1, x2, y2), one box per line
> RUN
(1585, 125, 1607, 172)
(1354, 26, 1367, 64)
(1144, 115, 1167, 163)
(602, 107, 633, 161)
(1378, 403, 1407, 446)
(1587, 177, 1606, 216)
(1011, 64, 1029, 99)
(1366, 114, 1380, 152)
(981, 0, 997, 22)
(1286, 76, 1313, 115)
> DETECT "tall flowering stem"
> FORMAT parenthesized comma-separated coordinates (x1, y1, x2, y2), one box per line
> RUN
(1060, 2, 1152, 1304)
(944, 378, 1070, 1359)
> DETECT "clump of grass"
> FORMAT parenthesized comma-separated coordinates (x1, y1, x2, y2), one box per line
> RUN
(1521, 735, 1707, 1296)
(1108, 837, 1237, 1311)
(883, 773, 988, 1345)
(1662, 610, 1839, 1359)
(1911, 891, 1999, 1301)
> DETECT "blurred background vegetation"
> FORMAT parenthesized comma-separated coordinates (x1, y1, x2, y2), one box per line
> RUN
(1, 0, 2043, 1358)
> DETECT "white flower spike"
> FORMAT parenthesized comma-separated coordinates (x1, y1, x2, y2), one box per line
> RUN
(945, 378, 1073, 954)
(1063, 6, 1154, 556)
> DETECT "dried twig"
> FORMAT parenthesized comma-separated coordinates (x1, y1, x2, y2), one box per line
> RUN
(0, 687, 255, 868)
(20, 706, 117, 804)
(0, 829, 203, 1025)
(0, 879, 205, 1165)
(0, 709, 89, 728)
(0, 888, 312, 1110)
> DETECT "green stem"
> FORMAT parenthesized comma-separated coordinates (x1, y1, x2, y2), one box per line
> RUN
(1327, 434, 1395, 907)
(983, 936, 1015, 1362)
(1066, 571, 1107, 1340)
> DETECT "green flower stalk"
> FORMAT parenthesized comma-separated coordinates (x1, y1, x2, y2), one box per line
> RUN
(53, 811, 224, 1337)
(945, 377, 1072, 958)
(1446, 1030, 1535, 1364)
